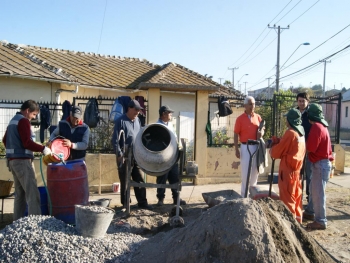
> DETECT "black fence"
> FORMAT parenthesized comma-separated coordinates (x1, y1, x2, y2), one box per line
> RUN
(208, 93, 342, 147)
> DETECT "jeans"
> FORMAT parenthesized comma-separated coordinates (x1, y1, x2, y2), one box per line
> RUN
(304, 156, 312, 201)
(304, 159, 331, 226)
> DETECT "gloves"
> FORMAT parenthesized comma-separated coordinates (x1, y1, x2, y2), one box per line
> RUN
(270, 136, 280, 147)
(43, 147, 52, 156)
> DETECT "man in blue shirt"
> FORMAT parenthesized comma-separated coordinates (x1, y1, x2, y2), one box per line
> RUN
(112, 100, 151, 210)
(156, 105, 186, 206)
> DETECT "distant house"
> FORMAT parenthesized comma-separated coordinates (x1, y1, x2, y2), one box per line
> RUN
(0, 40, 242, 183)
(341, 89, 350, 130)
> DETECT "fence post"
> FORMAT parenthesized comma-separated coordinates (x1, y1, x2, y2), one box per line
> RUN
(272, 93, 276, 136)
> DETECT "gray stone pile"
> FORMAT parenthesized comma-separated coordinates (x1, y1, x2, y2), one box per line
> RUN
(0, 215, 146, 262)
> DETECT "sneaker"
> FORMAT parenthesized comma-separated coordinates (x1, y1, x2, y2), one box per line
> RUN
(157, 199, 164, 206)
(173, 199, 187, 205)
(138, 204, 153, 210)
(303, 212, 315, 221)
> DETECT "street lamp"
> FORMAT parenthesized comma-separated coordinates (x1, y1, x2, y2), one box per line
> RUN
(280, 42, 310, 70)
(237, 74, 249, 93)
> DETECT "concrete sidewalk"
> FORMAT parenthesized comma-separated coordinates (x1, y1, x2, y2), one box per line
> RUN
(2, 167, 350, 214)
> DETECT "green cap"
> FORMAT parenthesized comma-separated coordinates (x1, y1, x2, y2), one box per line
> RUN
(307, 103, 328, 127)
(284, 108, 305, 136)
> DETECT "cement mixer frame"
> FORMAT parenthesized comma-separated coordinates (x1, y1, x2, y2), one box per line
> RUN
(124, 136, 195, 227)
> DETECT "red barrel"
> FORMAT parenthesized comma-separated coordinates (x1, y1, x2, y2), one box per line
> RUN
(47, 160, 89, 225)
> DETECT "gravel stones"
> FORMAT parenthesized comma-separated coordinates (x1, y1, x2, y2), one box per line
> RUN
(0, 215, 146, 262)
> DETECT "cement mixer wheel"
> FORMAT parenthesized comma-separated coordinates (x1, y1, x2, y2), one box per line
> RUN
(170, 206, 183, 217)
(169, 215, 184, 227)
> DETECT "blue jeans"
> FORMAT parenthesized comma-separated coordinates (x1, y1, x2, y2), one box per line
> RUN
(304, 159, 331, 226)
(305, 156, 312, 201)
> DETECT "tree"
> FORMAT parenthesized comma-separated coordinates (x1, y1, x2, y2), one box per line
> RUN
(224, 80, 231, 87)
(255, 90, 296, 139)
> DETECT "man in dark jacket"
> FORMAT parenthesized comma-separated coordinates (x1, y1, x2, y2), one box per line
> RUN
(2, 100, 52, 220)
(111, 100, 152, 210)
(49, 105, 89, 160)
(296, 92, 312, 202)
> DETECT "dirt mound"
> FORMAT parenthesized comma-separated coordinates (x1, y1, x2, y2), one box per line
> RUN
(130, 198, 335, 263)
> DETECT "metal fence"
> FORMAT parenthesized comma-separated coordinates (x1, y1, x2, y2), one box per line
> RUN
(0, 100, 62, 146)
(208, 93, 341, 147)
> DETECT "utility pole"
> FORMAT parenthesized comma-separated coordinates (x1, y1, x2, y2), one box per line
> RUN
(268, 24, 290, 92)
(244, 82, 248, 95)
(218, 78, 224, 85)
(228, 67, 238, 89)
(266, 77, 272, 98)
(321, 59, 331, 97)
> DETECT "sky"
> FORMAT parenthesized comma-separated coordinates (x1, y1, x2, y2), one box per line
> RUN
(1, 0, 350, 93)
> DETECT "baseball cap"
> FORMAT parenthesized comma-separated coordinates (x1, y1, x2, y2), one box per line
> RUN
(128, 99, 143, 110)
(71, 105, 82, 119)
(159, 105, 174, 115)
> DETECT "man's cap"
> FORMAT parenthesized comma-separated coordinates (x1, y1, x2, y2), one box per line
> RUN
(71, 105, 82, 119)
(128, 99, 143, 110)
(159, 105, 174, 115)
(284, 108, 305, 136)
(307, 103, 328, 127)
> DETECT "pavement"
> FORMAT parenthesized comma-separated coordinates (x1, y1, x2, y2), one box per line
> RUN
(1, 167, 350, 214)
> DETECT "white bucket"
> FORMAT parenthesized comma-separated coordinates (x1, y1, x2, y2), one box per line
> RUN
(75, 205, 114, 238)
(112, 182, 120, 193)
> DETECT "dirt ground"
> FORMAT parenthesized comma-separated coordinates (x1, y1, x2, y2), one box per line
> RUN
(109, 183, 349, 263)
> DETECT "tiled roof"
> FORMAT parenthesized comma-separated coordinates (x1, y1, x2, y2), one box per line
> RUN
(0, 41, 239, 94)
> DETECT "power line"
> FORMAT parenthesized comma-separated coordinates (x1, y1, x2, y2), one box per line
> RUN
(281, 23, 350, 71)
(97, 0, 108, 54)
(280, 44, 350, 80)
(288, 0, 320, 26)
(226, 1, 294, 70)
(274, 0, 302, 25)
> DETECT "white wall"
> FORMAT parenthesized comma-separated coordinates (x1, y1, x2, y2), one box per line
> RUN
(341, 101, 350, 129)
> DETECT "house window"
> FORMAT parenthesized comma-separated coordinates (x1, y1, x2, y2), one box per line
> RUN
(346, 106, 349, 118)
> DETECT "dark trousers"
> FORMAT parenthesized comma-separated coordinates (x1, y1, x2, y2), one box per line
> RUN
(118, 162, 148, 207)
(156, 163, 179, 200)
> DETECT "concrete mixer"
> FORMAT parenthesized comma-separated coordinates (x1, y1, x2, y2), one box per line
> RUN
(123, 123, 198, 227)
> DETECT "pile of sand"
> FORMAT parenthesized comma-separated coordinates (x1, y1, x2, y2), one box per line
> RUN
(131, 198, 335, 263)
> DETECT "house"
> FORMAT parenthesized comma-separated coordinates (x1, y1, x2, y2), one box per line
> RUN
(341, 89, 350, 138)
(0, 40, 243, 186)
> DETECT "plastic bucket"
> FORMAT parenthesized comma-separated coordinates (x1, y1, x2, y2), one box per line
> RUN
(25, 186, 49, 216)
(75, 205, 114, 238)
(47, 160, 89, 225)
(43, 139, 70, 165)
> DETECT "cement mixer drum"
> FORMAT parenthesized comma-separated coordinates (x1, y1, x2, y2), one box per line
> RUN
(133, 123, 179, 176)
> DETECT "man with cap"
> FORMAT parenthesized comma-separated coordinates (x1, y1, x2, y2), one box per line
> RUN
(112, 99, 151, 210)
(270, 108, 306, 223)
(49, 105, 90, 160)
(303, 103, 333, 230)
(3, 100, 52, 220)
(156, 105, 186, 206)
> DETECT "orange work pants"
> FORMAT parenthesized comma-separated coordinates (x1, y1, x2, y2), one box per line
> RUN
(278, 168, 303, 223)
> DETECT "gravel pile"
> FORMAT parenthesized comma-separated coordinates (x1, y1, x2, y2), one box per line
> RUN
(0, 215, 146, 262)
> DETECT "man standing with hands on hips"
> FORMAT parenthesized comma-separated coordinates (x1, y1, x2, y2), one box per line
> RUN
(2, 100, 52, 220)
(234, 96, 263, 198)
(156, 105, 186, 206)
